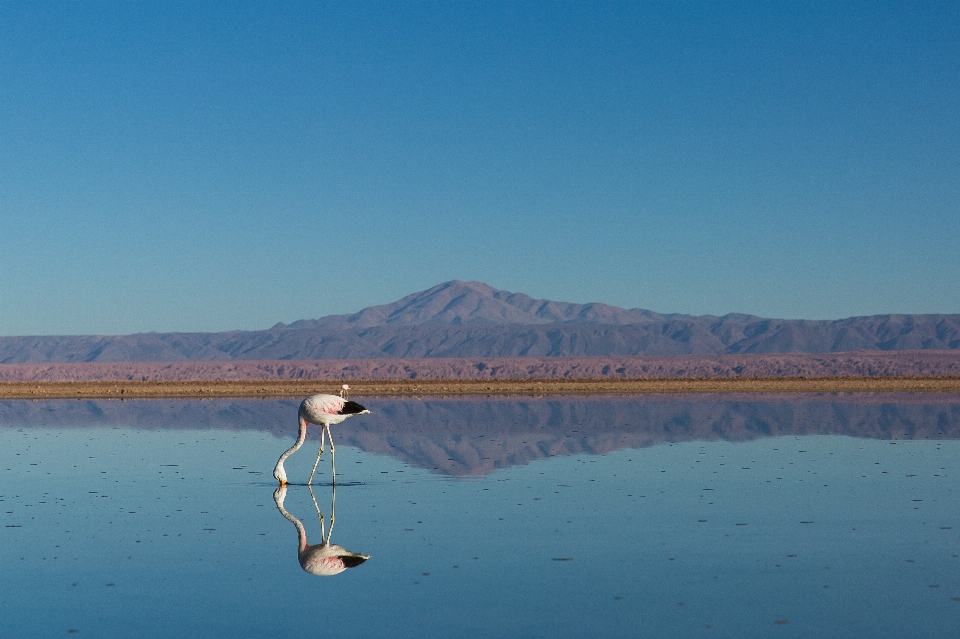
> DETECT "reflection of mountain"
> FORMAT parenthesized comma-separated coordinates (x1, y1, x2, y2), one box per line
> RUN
(349, 397, 960, 475)
(2, 396, 959, 476)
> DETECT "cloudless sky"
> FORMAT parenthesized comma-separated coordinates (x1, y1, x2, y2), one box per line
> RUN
(1, 1, 958, 336)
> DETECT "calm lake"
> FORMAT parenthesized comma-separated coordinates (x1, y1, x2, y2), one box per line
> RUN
(2, 394, 960, 638)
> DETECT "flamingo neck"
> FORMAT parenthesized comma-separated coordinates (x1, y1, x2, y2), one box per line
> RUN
(274, 417, 308, 484)
(275, 498, 310, 551)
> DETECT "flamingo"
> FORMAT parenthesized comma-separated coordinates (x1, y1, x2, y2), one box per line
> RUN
(273, 484, 369, 576)
(273, 393, 370, 486)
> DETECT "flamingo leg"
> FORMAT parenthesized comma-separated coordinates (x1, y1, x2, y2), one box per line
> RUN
(326, 424, 337, 485)
(328, 482, 337, 542)
(308, 484, 326, 539)
(307, 427, 326, 485)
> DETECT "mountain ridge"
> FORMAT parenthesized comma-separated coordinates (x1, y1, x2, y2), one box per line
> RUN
(281, 280, 692, 330)
(1, 280, 958, 363)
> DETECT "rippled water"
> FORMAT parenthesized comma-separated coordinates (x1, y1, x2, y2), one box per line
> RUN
(2, 395, 960, 638)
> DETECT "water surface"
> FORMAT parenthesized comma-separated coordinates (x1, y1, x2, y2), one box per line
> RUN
(2, 395, 959, 637)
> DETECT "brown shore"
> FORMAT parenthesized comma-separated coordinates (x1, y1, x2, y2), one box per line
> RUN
(1, 376, 960, 399)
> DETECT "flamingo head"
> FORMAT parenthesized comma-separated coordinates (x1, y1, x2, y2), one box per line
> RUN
(273, 460, 288, 485)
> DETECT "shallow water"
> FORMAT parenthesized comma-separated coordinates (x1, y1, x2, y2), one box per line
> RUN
(2, 395, 960, 638)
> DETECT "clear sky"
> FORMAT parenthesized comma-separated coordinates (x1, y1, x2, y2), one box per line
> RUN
(2, 1, 958, 336)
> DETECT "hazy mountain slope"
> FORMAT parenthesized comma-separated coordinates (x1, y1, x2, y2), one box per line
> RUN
(0, 281, 958, 363)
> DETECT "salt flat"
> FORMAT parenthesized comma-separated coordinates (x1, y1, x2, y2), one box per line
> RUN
(3, 396, 960, 638)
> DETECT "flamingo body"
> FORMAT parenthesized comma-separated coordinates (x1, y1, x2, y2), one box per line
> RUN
(299, 544, 370, 576)
(301, 394, 369, 427)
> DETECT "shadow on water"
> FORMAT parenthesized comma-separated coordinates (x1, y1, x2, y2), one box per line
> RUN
(2, 393, 960, 475)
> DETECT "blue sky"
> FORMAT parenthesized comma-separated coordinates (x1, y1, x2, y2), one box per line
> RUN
(2, 1, 958, 336)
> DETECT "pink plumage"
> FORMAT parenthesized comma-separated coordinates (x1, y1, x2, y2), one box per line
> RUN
(301, 394, 345, 418)
(299, 393, 369, 426)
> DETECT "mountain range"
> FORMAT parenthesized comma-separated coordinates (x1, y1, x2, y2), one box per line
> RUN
(1, 280, 958, 363)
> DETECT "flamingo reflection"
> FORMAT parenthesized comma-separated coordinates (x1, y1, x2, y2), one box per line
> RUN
(273, 484, 370, 576)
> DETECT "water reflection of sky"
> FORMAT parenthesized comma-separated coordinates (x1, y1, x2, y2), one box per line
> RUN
(2, 396, 960, 637)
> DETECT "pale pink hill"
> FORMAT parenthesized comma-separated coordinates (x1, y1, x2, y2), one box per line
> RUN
(1, 351, 958, 382)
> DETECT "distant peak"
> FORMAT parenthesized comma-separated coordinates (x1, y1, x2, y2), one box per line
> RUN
(286, 280, 673, 330)
(431, 280, 498, 294)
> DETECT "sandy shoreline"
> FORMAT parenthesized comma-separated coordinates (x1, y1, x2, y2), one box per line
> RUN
(1, 376, 959, 399)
